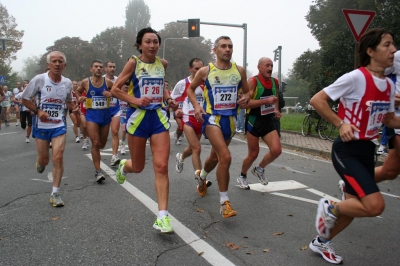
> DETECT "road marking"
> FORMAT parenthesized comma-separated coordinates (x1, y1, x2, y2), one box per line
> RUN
(0, 132, 18, 136)
(248, 180, 308, 192)
(89, 155, 234, 266)
(381, 192, 400, 198)
(32, 172, 67, 183)
(306, 188, 340, 202)
(270, 163, 312, 175)
(270, 192, 319, 204)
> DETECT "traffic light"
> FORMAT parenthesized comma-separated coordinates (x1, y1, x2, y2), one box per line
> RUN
(273, 48, 280, 62)
(281, 81, 287, 93)
(188, 19, 200, 38)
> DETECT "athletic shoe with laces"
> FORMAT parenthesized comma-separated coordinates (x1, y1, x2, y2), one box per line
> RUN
(376, 146, 388, 155)
(25, 138, 30, 143)
(153, 216, 174, 233)
(316, 198, 337, 239)
(176, 139, 181, 145)
(251, 166, 268, 185)
(120, 145, 126, 155)
(116, 159, 127, 184)
(110, 155, 121, 167)
(75, 136, 80, 143)
(95, 171, 105, 183)
(338, 180, 345, 201)
(237, 175, 250, 190)
(82, 139, 88, 150)
(15, 122, 19, 126)
(50, 193, 65, 207)
(80, 134, 83, 139)
(175, 153, 183, 173)
(220, 201, 237, 218)
(36, 161, 45, 174)
(309, 236, 343, 264)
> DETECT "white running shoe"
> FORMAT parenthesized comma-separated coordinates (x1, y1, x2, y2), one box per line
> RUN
(175, 153, 183, 173)
(338, 180, 345, 201)
(75, 136, 80, 143)
(120, 145, 126, 155)
(25, 138, 30, 143)
(237, 175, 250, 189)
(82, 139, 88, 150)
(16, 122, 20, 126)
(251, 167, 268, 185)
(309, 236, 343, 264)
(111, 155, 121, 167)
(315, 198, 337, 239)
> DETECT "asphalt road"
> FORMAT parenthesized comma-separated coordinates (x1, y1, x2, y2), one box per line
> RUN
(0, 119, 399, 266)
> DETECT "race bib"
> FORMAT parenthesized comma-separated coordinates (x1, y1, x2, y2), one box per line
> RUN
(110, 97, 118, 107)
(187, 95, 204, 115)
(92, 96, 108, 109)
(213, 86, 237, 110)
(141, 77, 163, 104)
(260, 96, 275, 115)
(366, 101, 390, 137)
(41, 103, 63, 122)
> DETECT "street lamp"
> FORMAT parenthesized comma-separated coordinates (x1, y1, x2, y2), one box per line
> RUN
(162, 37, 189, 59)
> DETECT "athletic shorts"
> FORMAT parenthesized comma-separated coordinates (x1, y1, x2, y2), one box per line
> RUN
(246, 114, 276, 138)
(331, 138, 379, 198)
(112, 110, 121, 118)
(183, 114, 202, 135)
(33, 125, 66, 142)
(120, 116, 127, 125)
(126, 107, 170, 138)
(202, 114, 236, 140)
(86, 109, 111, 127)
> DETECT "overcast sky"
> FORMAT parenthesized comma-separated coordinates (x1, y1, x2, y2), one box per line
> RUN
(2, 0, 320, 79)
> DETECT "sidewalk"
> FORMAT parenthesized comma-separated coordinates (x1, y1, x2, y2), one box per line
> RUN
(280, 131, 332, 158)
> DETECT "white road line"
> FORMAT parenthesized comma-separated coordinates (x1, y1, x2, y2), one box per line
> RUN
(89, 156, 234, 266)
(381, 192, 400, 198)
(306, 188, 340, 202)
(270, 192, 319, 204)
(0, 132, 18, 136)
(31, 179, 52, 183)
(248, 180, 308, 193)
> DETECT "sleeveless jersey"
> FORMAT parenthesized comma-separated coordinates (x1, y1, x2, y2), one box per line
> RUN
(248, 76, 277, 116)
(119, 100, 130, 119)
(1, 91, 12, 107)
(337, 67, 392, 140)
(203, 62, 241, 116)
(127, 55, 165, 110)
(103, 75, 120, 114)
(85, 77, 110, 109)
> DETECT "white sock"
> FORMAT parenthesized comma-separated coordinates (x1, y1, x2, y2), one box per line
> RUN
(256, 166, 264, 172)
(200, 169, 208, 179)
(158, 210, 168, 219)
(121, 166, 127, 176)
(52, 187, 60, 194)
(219, 191, 229, 204)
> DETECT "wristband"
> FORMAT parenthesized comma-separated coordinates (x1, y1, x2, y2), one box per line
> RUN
(337, 120, 344, 129)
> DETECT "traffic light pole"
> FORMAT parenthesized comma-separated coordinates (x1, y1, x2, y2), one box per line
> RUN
(273, 46, 282, 89)
(177, 20, 248, 70)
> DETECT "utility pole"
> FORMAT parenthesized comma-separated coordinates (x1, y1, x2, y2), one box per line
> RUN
(273, 46, 282, 87)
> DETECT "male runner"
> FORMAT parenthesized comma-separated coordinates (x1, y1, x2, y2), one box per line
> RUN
(103, 61, 121, 166)
(1, 86, 12, 126)
(76, 59, 113, 182)
(187, 36, 250, 218)
(21, 51, 74, 207)
(237, 57, 282, 189)
(12, 81, 22, 126)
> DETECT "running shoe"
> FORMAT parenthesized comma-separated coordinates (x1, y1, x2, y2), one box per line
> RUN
(338, 180, 345, 201)
(153, 216, 174, 233)
(196, 173, 208, 197)
(82, 139, 88, 150)
(376, 146, 388, 155)
(315, 198, 337, 239)
(6, 121, 9, 126)
(116, 159, 127, 184)
(15, 122, 19, 126)
(120, 145, 126, 155)
(25, 138, 29, 143)
(237, 175, 250, 190)
(80, 134, 83, 139)
(251, 166, 268, 185)
(309, 236, 343, 264)
(75, 136, 80, 143)
(176, 139, 181, 145)
(49, 142, 52, 148)
(175, 153, 183, 173)
(50, 193, 65, 207)
(95, 171, 106, 183)
(110, 155, 121, 167)
(36, 161, 45, 174)
(220, 201, 237, 218)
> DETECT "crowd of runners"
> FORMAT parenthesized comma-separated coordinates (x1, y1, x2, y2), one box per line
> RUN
(1, 26, 399, 264)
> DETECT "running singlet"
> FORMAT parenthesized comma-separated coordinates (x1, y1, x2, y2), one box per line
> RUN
(172, 77, 204, 116)
(335, 67, 392, 140)
(1, 91, 12, 107)
(127, 55, 165, 110)
(85, 77, 110, 109)
(203, 62, 242, 116)
(103, 75, 120, 115)
(119, 100, 130, 119)
(21, 73, 72, 129)
(247, 76, 277, 117)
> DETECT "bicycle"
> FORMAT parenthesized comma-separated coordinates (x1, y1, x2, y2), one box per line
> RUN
(301, 104, 326, 139)
(317, 105, 340, 141)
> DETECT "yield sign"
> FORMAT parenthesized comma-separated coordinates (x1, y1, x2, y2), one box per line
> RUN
(342, 9, 375, 42)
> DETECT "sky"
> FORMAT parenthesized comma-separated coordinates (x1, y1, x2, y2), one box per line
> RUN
(2, 0, 320, 79)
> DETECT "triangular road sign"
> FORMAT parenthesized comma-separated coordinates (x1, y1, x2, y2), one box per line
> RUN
(342, 9, 375, 42)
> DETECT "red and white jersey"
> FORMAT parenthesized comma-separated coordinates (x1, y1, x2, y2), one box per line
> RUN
(324, 67, 395, 140)
(71, 90, 77, 103)
(171, 77, 204, 116)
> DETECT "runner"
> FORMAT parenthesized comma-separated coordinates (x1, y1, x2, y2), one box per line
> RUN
(77, 83, 89, 150)
(237, 57, 282, 189)
(187, 36, 250, 218)
(103, 61, 121, 167)
(14, 83, 34, 143)
(0, 87, 4, 130)
(118, 82, 130, 155)
(171, 58, 212, 188)
(76, 59, 113, 182)
(1, 86, 12, 126)
(12, 81, 22, 126)
(111, 27, 178, 233)
(308, 28, 400, 264)
(21, 51, 74, 207)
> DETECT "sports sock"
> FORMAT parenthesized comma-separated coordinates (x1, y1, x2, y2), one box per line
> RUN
(52, 187, 60, 194)
(256, 166, 263, 172)
(158, 210, 168, 219)
(200, 169, 208, 180)
(219, 191, 229, 204)
(121, 166, 127, 176)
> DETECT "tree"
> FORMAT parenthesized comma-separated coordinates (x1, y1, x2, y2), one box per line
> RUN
(39, 37, 102, 81)
(91, 26, 127, 74)
(0, 3, 24, 87)
(122, 0, 151, 60)
(20, 56, 41, 80)
(158, 22, 214, 87)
